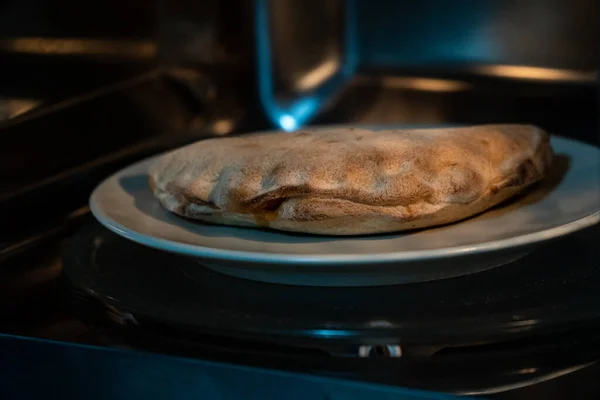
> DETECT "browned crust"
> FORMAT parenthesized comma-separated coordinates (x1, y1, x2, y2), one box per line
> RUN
(148, 174, 156, 194)
(148, 125, 553, 235)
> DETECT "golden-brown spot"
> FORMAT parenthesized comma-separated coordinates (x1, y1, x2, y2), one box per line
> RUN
(148, 175, 156, 193)
(251, 197, 284, 226)
(253, 212, 278, 227)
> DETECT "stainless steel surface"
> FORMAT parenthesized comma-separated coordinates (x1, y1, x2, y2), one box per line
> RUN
(255, 0, 357, 130)
(1, 0, 595, 130)
(261, 0, 597, 128)
(156, 0, 598, 74)
(357, 0, 597, 71)
(269, 0, 345, 94)
(0, 334, 457, 400)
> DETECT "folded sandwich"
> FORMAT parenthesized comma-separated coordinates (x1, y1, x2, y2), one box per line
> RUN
(149, 125, 553, 235)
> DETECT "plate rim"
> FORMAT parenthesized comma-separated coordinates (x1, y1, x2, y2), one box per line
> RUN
(89, 195, 599, 265)
(90, 133, 600, 265)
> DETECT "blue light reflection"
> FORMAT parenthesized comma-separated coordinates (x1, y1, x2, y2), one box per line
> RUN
(278, 115, 297, 132)
(255, 0, 357, 131)
(309, 329, 356, 338)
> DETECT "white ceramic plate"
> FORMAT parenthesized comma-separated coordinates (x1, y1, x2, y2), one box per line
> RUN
(90, 133, 600, 286)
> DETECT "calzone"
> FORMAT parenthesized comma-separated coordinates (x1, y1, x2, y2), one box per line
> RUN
(149, 125, 553, 235)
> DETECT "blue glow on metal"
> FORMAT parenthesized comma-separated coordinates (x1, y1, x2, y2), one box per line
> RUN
(255, 0, 358, 131)
(278, 114, 297, 131)
(309, 329, 355, 338)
